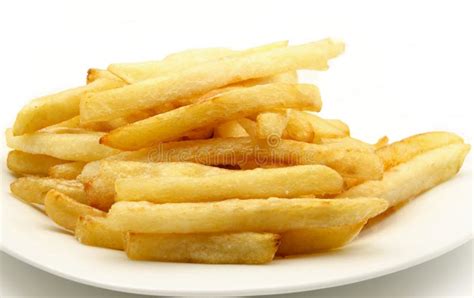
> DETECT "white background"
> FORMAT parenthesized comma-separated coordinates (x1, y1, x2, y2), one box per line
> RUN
(0, 0, 472, 296)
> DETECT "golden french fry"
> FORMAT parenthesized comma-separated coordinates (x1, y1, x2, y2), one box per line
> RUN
(108, 41, 288, 83)
(113, 137, 383, 180)
(125, 232, 280, 264)
(277, 222, 365, 256)
(86, 69, 122, 84)
(256, 112, 288, 140)
(44, 190, 105, 231)
(82, 39, 344, 123)
(41, 116, 81, 131)
(7, 150, 67, 176)
(237, 118, 258, 138)
(286, 110, 348, 142)
(116, 165, 343, 203)
(107, 197, 387, 234)
(75, 216, 124, 250)
(79, 161, 227, 210)
(340, 143, 470, 208)
(6, 129, 119, 162)
(100, 83, 321, 150)
(10, 176, 86, 205)
(236, 160, 289, 170)
(324, 119, 350, 135)
(13, 78, 125, 135)
(180, 126, 214, 141)
(235, 71, 298, 87)
(376, 131, 464, 170)
(285, 110, 314, 142)
(48, 161, 86, 179)
(213, 120, 248, 138)
(373, 136, 389, 150)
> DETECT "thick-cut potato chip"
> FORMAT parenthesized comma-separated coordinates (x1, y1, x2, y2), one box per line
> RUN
(48, 161, 86, 179)
(86, 69, 122, 84)
(376, 131, 463, 170)
(13, 78, 125, 135)
(125, 232, 280, 264)
(7, 150, 67, 176)
(108, 41, 288, 83)
(340, 143, 470, 208)
(107, 197, 387, 233)
(100, 83, 321, 150)
(213, 120, 248, 138)
(256, 112, 288, 140)
(79, 161, 227, 210)
(6, 129, 119, 162)
(44, 190, 105, 231)
(10, 177, 86, 204)
(277, 222, 365, 256)
(81, 39, 344, 123)
(115, 165, 343, 203)
(113, 137, 383, 180)
(75, 216, 124, 250)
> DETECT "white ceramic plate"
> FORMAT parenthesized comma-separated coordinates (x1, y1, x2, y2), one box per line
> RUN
(0, 147, 471, 296)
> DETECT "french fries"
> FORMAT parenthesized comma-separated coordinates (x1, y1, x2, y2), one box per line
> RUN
(278, 222, 365, 256)
(75, 216, 124, 250)
(81, 39, 343, 123)
(6, 129, 119, 162)
(44, 190, 105, 231)
(7, 150, 67, 176)
(125, 232, 280, 264)
(213, 120, 248, 138)
(10, 176, 86, 204)
(115, 165, 343, 203)
(376, 131, 464, 170)
(107, 198, 388, 233)
(86, 69, 122, 84)
(256, 112, 288, 140)
(48, 161, 86, 179)
(100, 83, 321, 150)
(6, 39, 470, 265)
(79, 161, 227, 210)
(340, 143, 470, 208)
(113, 137, 383, 180)
(13, 78, 125, 135)
(108, 41, 288, 83)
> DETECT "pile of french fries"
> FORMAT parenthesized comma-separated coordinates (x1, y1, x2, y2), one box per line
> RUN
(6, 39, 470, 264)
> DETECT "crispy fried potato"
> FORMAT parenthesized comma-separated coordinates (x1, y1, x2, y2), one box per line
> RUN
(277, 222, 365, 256)
(213, 120, 249, 138)
(108, 41, 288, 83)
(79, 161, 227, 210)
(256, 112, 288, 140)
(125, 232, 280, 264)
(285, 110, 314, 142)
(373, 136, 389, 150)
(115, 165, 343, 203)
(10, 177, 86, 204)
(376, 131, 464, 170)
(86, 69, 122, 84)
(75, 216, 124, 250)
(44, 190, 105, 231)
(41, 116, 81, 131)
(324, 119, 350, 135)
(237, 118, 258, 138)
(286, 110, 349, 142)
(48, 161, 86, 179)
(13, 78, 125, 135)
(6, 129, 119, 162)
(82, 39, 344, 123)
(113, 137, 383, 180)
(340, 143, 470, 207)
(100, 83, 321, 150)
(7, 150, 67, 176)
(107, 197, 387, 233)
